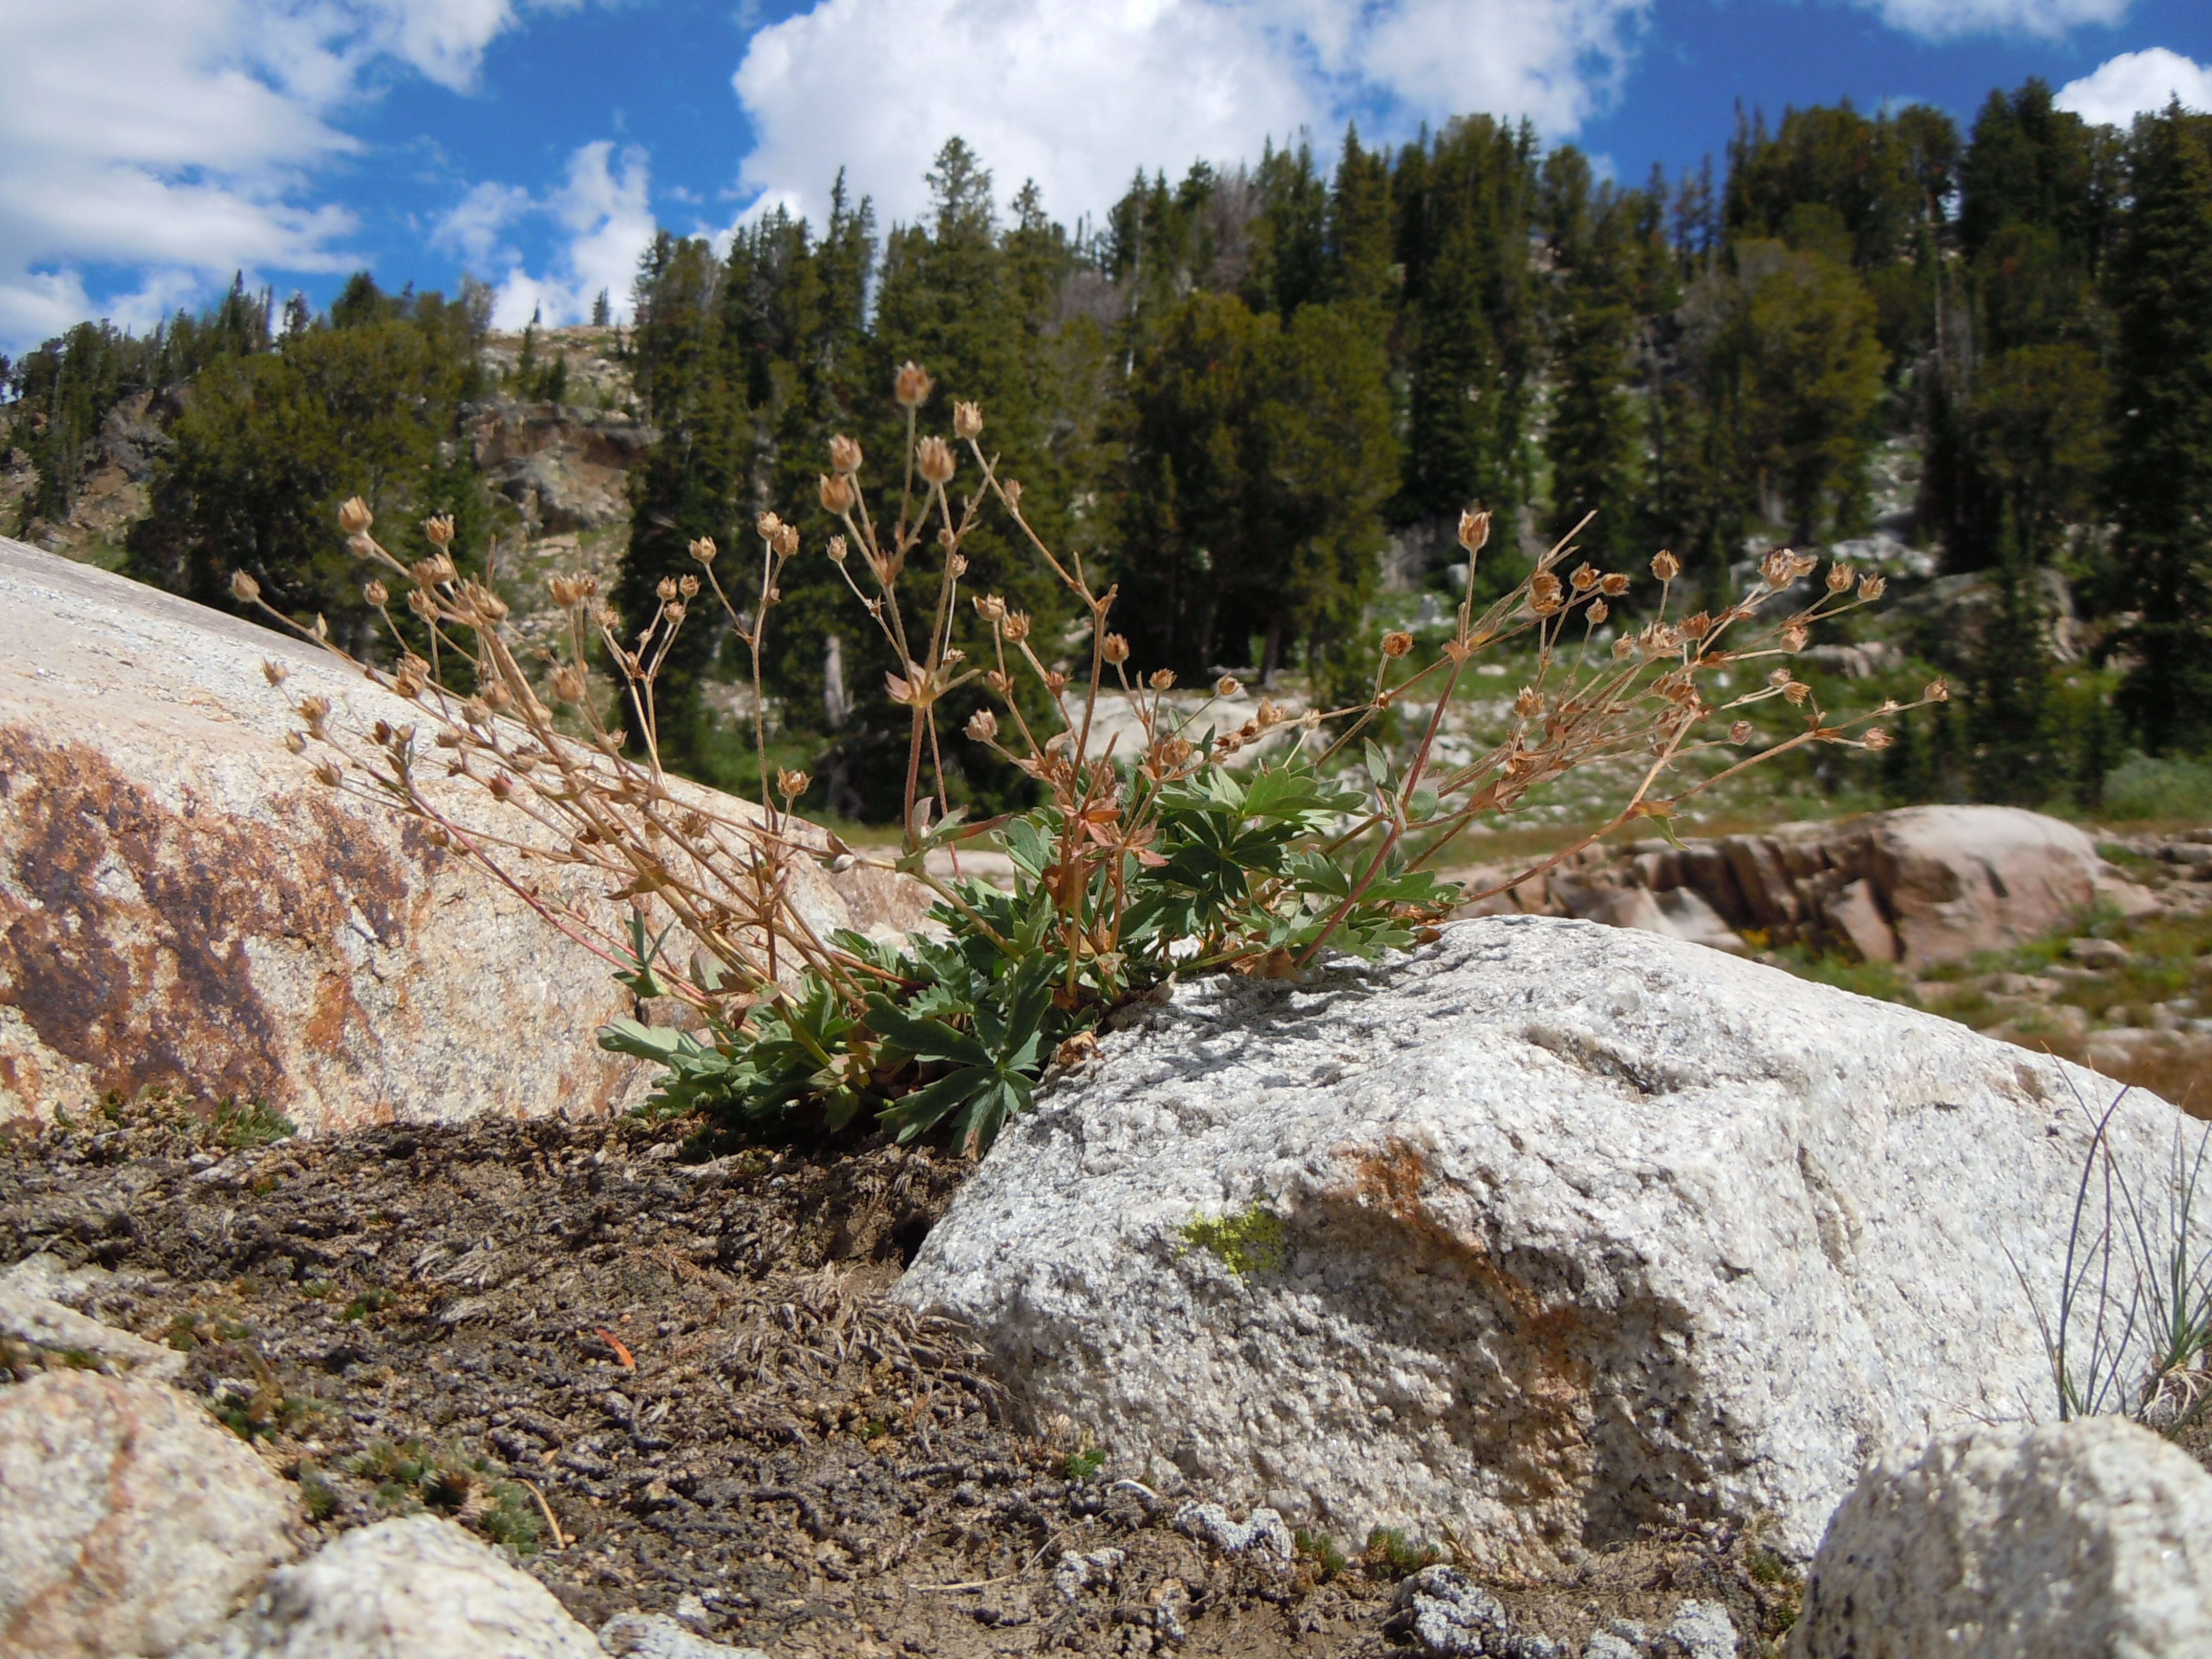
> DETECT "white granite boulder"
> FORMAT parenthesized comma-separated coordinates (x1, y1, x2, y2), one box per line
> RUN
(896, 916, 2199, 1570)
(0, 1369, 303, 1657)
(1789, 1417, 2212, 1656)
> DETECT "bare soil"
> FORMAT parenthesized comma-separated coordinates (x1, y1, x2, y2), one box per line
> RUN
(0, 1104, 1802, 1657)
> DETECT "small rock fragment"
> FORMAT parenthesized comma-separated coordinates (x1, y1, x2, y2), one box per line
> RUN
(599, 1611, 771, 1658)
(1171, 1501, 1293, 1560)
(1657, 1599, 1738, 1658)
(1053, 1547, 1126, 1601)
(1389, 1565, 1511, 1657)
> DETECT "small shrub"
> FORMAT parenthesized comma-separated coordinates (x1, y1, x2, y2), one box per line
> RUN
(1063, 1445, 1108, 1481)
(1362, 1526, 1442, 1578)
(295, 1458, 339, 1521)
(349, 1437, 542, 1551)
(2103, 753, 2212, 821)
(213, 1097, 295, 1148)
(1295, 1529, 1349, 1579)
(248, 370, 1931, 1156)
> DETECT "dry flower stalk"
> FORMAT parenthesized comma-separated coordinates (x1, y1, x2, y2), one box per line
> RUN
(244, 373, 1933, 1036)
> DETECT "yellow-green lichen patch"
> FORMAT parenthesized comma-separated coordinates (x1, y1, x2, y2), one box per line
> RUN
(1179, 1203, 1289, 1278)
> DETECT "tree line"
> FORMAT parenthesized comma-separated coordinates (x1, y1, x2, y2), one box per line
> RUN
(6, 82, 2211, 816)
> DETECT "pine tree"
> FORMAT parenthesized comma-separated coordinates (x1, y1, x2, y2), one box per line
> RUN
(2109, 105, 2212, 753)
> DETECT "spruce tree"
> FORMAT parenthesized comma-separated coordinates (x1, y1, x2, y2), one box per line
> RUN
(2109, 105, 2212, 753)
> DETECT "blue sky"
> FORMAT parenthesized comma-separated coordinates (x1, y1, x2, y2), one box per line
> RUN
(3, 0, 2208, 356)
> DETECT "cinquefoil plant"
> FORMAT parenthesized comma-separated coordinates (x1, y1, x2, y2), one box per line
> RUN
(243, 363, 1937, 1154)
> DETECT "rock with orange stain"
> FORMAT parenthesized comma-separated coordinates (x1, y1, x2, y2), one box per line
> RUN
(897, 914, 2204, 1571)
(0, 537, 927, 1134)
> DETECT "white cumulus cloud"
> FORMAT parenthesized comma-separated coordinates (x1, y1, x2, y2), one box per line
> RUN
(0, 0, 533, 353)
(2057, 47, 2212, 126)
(465, 141, 657, 328)
(729, 0, 1652, 231)
(1842, 0, 2125, 42)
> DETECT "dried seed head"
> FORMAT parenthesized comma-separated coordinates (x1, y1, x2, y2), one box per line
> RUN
(776, 768, 811, 800)
(916, 436, 956, 486)
(827, 535, 849, 563)
(297, 693, 331, 729)
(338, 496, 373, 535)
(262, 659, 288, 687)
(678, 575, 700, 599)
(1256, 699, 1284, 728)
(985, 669, 1012, 695)
(230, 570, 260, 603)
(1783, 625, 1809, 652)
(1599, 571, 1629, 596)
(828, 433, 864, 474)
(1684, 611, 1713, 636)
(284, 729, 307, 755)
(773, 523, 799, 558)
(1826, 561, 1856, 594)
(1570, 562, 1600, 592)
(1514, 686, 1542, 718)
(974, 594, 1008, 624)
(1457, 508, 1492, 554)
(423, 514, 455, 549)
(1587, 599, 1609, 625)
(1215, 675, 1241, 698)
(313, 760, 343, 788)
(483, 684, 513, 712)
(1381, 630, 1414, 658)
(657, 577, 679, 603)
(1730, 720, 1755, 744)
(1789, 551, 1819, 581)
(1003, 611, 1032, 643)
(1925, 677, 1950, 703)
(1530, 571, 1563, 606)
(937, 525, 956, 549)
(1149, 668, 1176, 691)
(488, 772, 514, 800)
(965, 708, 999, 741)
(953, 400, 983, 440)
(664, 602, 687, 625)
(1863, 727, 1893, 750)
(819, 472, 857, 513)
(1782, 679, 1812, 706)
(1859, 573, 1886, 601)
(551, 666, 586, 704)
(894, 360, 933, 408)
(1761, 548, 1794, 587)
(1612, 636, 1637, 660)
(1651, 550, 1681, 582)
(1102, 633, 1131, 664)
(364, 580, 389, 607)
(1002, 478, 1024, 513)
(1044, 670, 1069, 696)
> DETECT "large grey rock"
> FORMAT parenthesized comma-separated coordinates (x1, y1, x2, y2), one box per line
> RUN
(0, 1369, 302, 1657)
(896, 916, 2198, 1571)
(1789, 1417, 2212, 1657)
(0, 537, 922, 1132)
(0, 1280, 186, 1380)
(207, 1515, 601, 1657)
(599, 1612, 771, 1658)
(1453, 805, 2102, 968)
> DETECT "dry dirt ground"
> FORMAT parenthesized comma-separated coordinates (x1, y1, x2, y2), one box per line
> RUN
(1, 1103, 1802, 1657)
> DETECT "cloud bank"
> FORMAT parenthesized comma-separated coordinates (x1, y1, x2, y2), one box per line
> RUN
(1842, 0, 2125, 42)
(2056, 47, 2212, 126)
(0, 0, 533, 351)
(438, 142, 656, 328)
(729, 0, 1654, 230)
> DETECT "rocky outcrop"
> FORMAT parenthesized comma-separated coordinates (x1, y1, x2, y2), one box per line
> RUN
(1789, 1417, 2212, 1657)
(1458, 805, 2111, 967)
(896, 916, 2199, 1570)
(472, 399, 653, 534)
(0, 537, 925, 1133)
(197, 1515, 605, 1659)
(0, 1369, 304, 1657)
